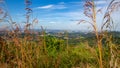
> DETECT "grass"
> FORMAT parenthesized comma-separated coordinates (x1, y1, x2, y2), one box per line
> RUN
(0, 0, 120, 68)
(79, 0, 120, 68)
(0, 33, 120, 68)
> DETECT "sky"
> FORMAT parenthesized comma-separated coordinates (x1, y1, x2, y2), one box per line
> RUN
(0, 0, 120, 31)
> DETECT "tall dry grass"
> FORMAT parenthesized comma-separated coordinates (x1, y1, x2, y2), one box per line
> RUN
(79, 0, 120, 68)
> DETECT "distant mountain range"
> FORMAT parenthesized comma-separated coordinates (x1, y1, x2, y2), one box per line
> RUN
(0, 28, 120, 34)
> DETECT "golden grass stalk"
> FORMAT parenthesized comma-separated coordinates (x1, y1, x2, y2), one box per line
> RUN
(79, 0, 120, 68)
(79, 0, 103, 67)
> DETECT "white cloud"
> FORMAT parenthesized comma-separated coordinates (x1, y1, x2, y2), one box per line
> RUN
(34, 3, 67, 10)
(37, 5, 54, 9)
(49, 21, 57, 24)
(33, 1, 120, 31)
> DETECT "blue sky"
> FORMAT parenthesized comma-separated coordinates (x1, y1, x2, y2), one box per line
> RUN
(0, 0, 120, 31)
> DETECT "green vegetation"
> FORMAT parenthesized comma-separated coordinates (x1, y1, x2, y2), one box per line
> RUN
(0, 32, 120, 68)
